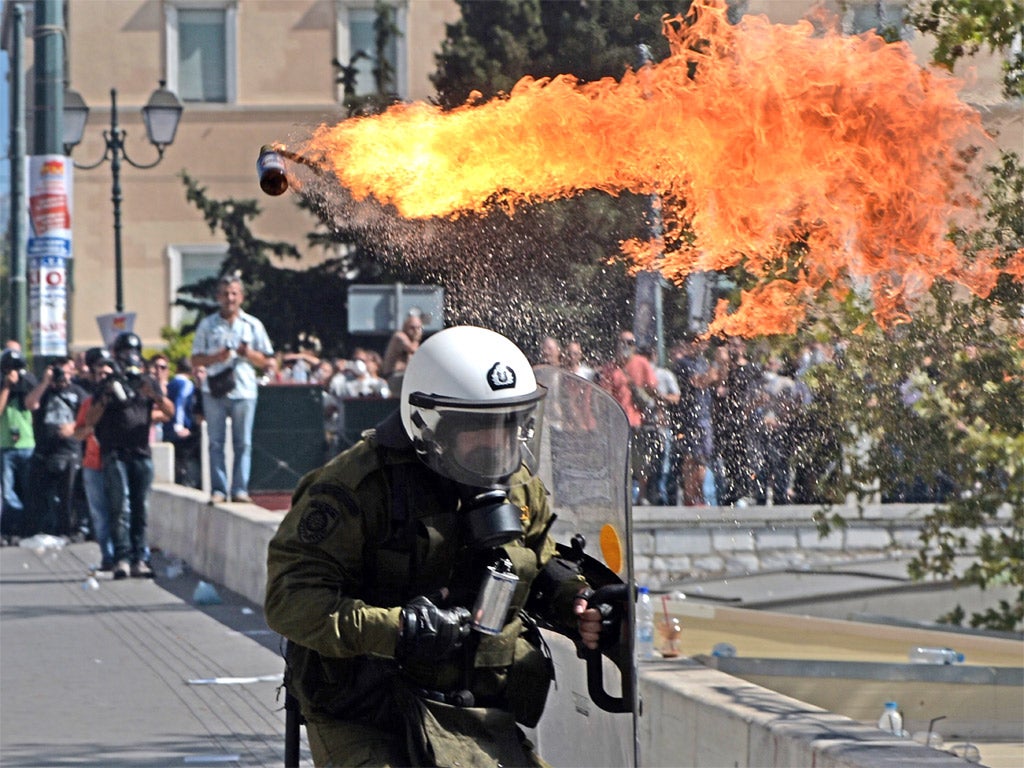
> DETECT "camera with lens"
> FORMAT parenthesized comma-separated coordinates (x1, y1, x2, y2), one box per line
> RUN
(49, 363, 67, 386)
(105, 331, 147, 402)
(345, 359, 368, 377)
(101, 350, 145, 400)
(104, 357, 145, 403)
(1, 349, 27, 379)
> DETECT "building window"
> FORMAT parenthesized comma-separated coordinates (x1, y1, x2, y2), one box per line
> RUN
(844, 2, 908, 39)
(167, 245, 228, 327)
(164, 1, 238, 104)
(335, 1, 407, 99)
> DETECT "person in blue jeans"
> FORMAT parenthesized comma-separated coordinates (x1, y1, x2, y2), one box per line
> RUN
(165, 357, 201, 488)
(190, 275, 273, 505)
(0, 347, 37, 540)
(25, 357, 86, 538)
(73, 348, 118, 570)
(86, 333, 174, 580)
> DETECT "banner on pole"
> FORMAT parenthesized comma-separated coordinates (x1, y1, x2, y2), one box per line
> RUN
(28, 254, 68, 356)
(28, 155, 72, 243)
(96, 312, 136, 347)
(27, 155, 73, 357)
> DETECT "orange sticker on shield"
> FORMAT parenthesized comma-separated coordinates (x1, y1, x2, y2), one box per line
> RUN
(599, 523, 624, 575)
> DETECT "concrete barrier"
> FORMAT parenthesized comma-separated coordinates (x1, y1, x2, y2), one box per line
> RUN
(149, 483, 280, 604)
(146, 482, 999, 767)
(639, 660, 973, 767)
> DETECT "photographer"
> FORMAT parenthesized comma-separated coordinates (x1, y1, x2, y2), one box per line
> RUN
(86, 332, 174, 580)
(73, 348, 118, 571)
(24, 357, 86, 538)
(1, 348, 38, 542)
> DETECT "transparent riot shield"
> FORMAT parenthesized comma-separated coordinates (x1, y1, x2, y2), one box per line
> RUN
(529, 365, 638, 768)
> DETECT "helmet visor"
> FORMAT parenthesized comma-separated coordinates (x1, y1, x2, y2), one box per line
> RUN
(408, 390, 546, 486)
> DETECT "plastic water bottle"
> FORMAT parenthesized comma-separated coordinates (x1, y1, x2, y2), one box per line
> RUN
(192, 580, 223, 606)
(636, 586, 656, 660)
(711, 642, 737, 658)
(909, 646, 964, 664)
(877, 701, 904, 735)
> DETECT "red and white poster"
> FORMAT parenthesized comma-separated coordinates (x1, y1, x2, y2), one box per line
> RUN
(28, 254, 68, 356)
(27, 155, 74, 356)
(27, 155, 73, 239)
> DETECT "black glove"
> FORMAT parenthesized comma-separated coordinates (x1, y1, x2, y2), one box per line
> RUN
(396, 595, 472, 663)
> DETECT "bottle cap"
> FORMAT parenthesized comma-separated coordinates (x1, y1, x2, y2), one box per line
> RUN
(885, 701, 898, 709)
(638, 586, 649, 595)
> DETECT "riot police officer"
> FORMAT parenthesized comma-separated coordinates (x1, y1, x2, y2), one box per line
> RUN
(265, 326, 608, 767)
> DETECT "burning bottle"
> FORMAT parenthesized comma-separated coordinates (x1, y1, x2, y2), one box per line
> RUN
(257, 145, 288, 196)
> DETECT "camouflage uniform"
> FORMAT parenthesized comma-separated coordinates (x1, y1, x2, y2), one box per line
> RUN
(265, 414, 584, 767)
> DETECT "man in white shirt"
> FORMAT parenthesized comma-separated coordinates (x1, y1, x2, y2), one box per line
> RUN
(191, 275, 273, 504)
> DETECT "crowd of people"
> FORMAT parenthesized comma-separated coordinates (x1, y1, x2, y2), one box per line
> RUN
(0, 293, 423, 553)
(1, 291, 947, 564)
(0, 276, 271, 565)
(536, 332, 846, 508)
(208, 319, 855, 512)
(250, 311, 417, 459)
(0, 334, 175, 579)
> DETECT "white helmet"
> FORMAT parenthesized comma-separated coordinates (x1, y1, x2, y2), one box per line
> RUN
(400, 326, 547, 487)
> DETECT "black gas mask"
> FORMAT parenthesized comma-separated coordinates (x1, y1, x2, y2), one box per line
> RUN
(116, 351, 145, 381)
(104, 352, 145, 403)
(459, 485, 523, 550)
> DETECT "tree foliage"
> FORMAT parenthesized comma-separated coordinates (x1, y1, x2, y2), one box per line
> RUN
(178, 172, 355, 354)
(907, 0, 1024, 97)
(806, 153, 1024, 631)
(431, 0, 705, 108)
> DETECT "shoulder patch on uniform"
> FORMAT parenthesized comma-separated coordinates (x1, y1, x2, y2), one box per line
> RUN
(307, 482, 363, 519)
(298, 500, 340, 544)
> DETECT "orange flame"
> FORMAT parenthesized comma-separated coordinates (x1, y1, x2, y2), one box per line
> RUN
(295, 0, 997, 334)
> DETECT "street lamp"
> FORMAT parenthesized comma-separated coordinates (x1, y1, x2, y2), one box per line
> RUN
(63, 81, 184, 313)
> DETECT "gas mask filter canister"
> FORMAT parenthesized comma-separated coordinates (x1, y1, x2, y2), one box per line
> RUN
(460, 487, 523, 635)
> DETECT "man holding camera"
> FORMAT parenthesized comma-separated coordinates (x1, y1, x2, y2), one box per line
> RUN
(86, 332, 174, 580)
(1, 347, 38, 541)
(23, 357, 87, 538)
(191, 275, 273, 505)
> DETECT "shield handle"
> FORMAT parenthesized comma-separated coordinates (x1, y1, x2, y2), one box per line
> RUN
(584, 583, 634, 713)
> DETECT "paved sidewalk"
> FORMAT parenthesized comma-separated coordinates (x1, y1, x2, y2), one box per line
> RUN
(0, 539, 309, 767)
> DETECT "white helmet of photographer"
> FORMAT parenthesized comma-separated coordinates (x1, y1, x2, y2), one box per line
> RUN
(400, 326, 547, 487)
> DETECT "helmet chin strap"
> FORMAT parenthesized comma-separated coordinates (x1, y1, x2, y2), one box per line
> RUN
(458, 486, 523, 549)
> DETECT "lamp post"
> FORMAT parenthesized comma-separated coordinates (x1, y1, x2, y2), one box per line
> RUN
(63, 81, 183, 313)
